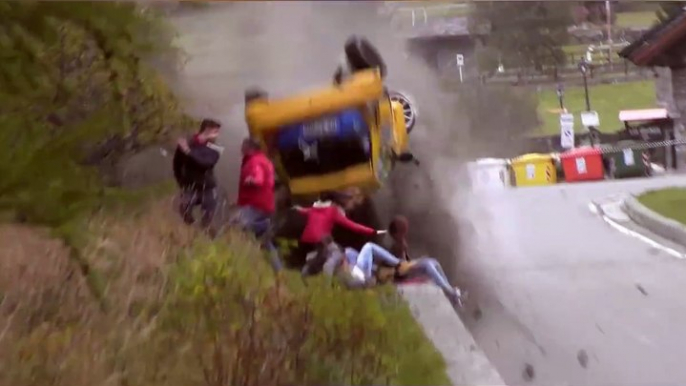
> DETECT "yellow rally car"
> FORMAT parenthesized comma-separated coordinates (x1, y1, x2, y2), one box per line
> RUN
(244, 36, 418, 204)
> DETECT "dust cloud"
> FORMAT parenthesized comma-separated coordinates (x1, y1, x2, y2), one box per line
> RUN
(167, 1, 495, 278)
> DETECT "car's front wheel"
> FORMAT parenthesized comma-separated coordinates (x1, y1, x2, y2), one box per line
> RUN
(388, 91, 417, 133)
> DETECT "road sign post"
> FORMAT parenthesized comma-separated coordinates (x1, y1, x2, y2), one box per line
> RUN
(560, 113, 575, 149)
(581, 110, 600, 147)
(456, 53, 464, 83)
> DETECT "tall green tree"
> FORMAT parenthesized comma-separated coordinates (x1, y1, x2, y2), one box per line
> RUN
(0, 1, 190, 225)
(471, 1, 573, 72)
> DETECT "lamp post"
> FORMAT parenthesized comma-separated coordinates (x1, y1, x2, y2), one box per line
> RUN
(556, 83, 565, 111)
(578, 58, 591, 111)
(578, 58, 596, 146)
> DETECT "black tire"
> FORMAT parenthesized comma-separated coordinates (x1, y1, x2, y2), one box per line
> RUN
(344, 35, 387, 78)
(389, 91, 417, 133)
(245, 87, 269, 104)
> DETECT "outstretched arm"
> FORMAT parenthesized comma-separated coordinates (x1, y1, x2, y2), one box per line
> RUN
(333, 210, 376, 236)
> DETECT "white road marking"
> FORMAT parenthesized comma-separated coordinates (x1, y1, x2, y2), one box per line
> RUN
(589, 202, 686, 260)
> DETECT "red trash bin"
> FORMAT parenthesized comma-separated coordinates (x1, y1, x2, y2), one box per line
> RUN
(560, 147, 604, 182)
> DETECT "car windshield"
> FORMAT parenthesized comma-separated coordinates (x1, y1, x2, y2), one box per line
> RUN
(274, 108, 371, 179)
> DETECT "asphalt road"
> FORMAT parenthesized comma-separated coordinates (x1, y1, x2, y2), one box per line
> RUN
(456, 175, 686, 386)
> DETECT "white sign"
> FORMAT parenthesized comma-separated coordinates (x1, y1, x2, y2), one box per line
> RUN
(456, 54, 464, 67)
(581, 111, 600, 127)
(575, 157, 587, 174)
(525, 164, 536, 179)
(560, 113, 575, 149)
(623, 148, 635, 166)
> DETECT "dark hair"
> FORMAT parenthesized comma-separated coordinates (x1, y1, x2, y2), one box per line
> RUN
(199, 118, 221, 133)
(245, 87, 268, 104)
(389, 215, 409, 238)
(242, 137, 262, 151)
(320, 191, 351, 206)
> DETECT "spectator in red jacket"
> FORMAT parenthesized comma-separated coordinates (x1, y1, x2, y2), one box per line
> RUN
(233, 137, 281, 271)
(293, 191, 385, 265)
(237, 137, 275, 214)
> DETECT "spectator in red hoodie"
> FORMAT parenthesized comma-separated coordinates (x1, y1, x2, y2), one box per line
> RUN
(293, 191, 385, 267)
(233, 136, 281, 271)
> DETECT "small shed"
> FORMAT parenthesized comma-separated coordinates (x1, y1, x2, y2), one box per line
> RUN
(619, 8, 686, 169)
(617, 108, 676, 169)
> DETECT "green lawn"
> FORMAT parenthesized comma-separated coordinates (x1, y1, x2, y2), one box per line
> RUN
(616, 11, 658, 28)
(536, 81, 655, 134)
(638, 188, 686, 225)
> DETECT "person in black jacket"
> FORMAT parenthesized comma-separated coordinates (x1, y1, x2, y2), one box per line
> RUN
(173, 119, 222, 228)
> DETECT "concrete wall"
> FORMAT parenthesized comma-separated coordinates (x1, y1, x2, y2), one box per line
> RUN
(400, 284, 506, 386)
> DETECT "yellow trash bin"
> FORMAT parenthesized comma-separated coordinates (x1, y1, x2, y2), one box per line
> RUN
(511, 153, 557, 187)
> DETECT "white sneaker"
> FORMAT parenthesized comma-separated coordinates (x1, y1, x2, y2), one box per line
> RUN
(453, 287, 468, 308)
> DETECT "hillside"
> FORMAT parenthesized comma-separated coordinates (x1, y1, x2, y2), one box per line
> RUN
(0, 192, 451, 386)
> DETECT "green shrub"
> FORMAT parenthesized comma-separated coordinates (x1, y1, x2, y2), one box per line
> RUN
(1, 222, 449, 386)
(150, 234, 451, 386)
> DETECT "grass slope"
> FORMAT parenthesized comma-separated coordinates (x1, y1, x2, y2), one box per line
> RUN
(638, 188, 686, 225)
(0, 193, 451, 386)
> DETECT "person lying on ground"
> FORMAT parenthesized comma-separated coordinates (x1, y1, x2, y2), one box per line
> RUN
(305, 234, 464, 307)
(173, 118, 222, 229)
(232, 136, 282, 272)
(303, 236, 383, 289)
(340, 239, 463, 306)
(384, 215, 466, 306)
(302, 238, 399, 281)
(291, 191, 386, 261)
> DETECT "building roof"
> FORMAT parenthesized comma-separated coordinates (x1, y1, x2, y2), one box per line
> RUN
(619, 8, 686, 67)
(618, 108, 670, 122)
(400, 16, 471, 39)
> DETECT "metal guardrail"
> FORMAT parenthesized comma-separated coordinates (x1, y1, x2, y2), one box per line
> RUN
(597, 139, 686, 154)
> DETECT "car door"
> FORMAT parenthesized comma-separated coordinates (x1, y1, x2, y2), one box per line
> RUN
(375, 99, 395, 183)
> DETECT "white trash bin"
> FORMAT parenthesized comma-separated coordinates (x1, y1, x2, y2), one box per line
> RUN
(467, 158, 512, 191)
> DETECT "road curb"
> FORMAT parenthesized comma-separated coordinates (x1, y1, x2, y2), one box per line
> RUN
(623, 195, 686, 246)
(399, 284, 506, 386)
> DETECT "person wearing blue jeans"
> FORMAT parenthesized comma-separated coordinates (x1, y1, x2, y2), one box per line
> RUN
(407, 257, 458, 297)
(344, 242, 399, 281)
(233, 206, 283, 272)
(345, 242, 463, 304)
